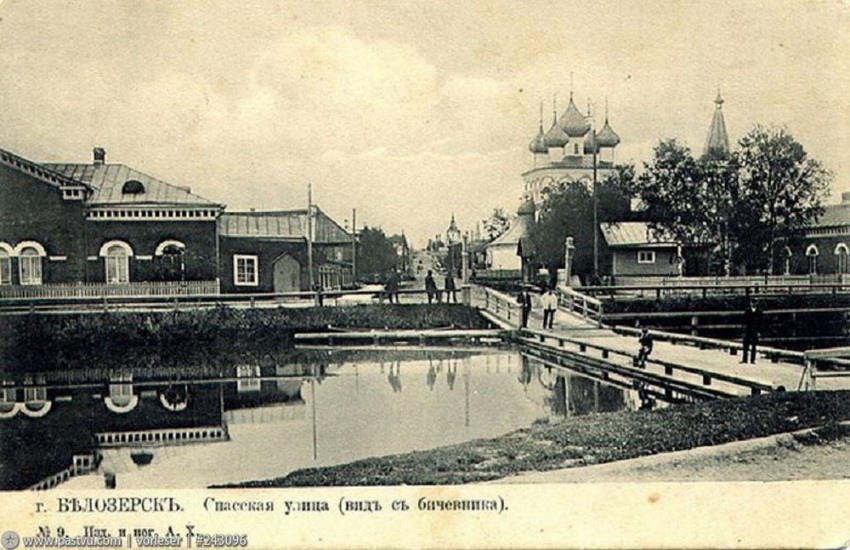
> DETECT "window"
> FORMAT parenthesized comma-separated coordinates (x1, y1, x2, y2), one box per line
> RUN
(806, 244, 819, 275)
(19, 246, 43, 285)
(637, 250, 656, 264)
(836, 244, 849, 275)
(234, 255, 258, 286)
(0, 245, 11, 285)
(100, 240, 133, 284)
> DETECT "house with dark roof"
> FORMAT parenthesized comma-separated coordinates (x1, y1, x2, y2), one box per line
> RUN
(1, 146, 355, 296)
(792, 193, 850, 276)
(600, 222, 681, 280)
(219, 209, 354, 293)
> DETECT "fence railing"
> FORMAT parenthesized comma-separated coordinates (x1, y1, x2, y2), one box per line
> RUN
(556, 285, 604, 324)
(581, 281, 850, 301)
(478, 287, 522, 327)
(0, 280, 220, 299)
(799, 347, 850, 390)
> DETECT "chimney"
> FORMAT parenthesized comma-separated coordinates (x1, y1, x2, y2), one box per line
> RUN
(842, 192, 850, 205)
(93, 148, 106, 165)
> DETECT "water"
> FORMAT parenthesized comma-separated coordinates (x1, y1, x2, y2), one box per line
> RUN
(0, 348, 645, 490)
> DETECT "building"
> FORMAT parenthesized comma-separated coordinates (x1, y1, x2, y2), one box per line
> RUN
(524, 92, 621, 206)
(793, 193, 850, 276)
(484, 197, 536, 280)
(219, 209, 354, 293)
(0, 146, 354, 295)
(600, 222, 681, 282)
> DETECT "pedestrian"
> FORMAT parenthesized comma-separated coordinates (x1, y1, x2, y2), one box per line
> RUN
(541, 287, 558, 329)
(386, 269, 400, 304)
(517, 287, 532, 329)
(741, 300, 762, 364)
(444, 271, 457, 303)
(636, 327, 653, 368)
(425, 270, 438, 303)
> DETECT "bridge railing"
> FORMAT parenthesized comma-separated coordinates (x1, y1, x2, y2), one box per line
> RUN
(556, 285, 604, 324)
(582, 281, 850, 301)
(518, 327, 775, 397)
(0, 280, 220, 299)
(799, 347, 850, 391)
(611, 325, 806, 365)
(478, 287, 522, 327)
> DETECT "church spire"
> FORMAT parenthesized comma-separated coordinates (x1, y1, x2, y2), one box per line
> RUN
(704, 89, 730, 158)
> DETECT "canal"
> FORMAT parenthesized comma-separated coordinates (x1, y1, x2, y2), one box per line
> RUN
(0, 347, 651, 490)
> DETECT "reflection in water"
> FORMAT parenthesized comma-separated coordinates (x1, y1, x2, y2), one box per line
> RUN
(0, 348, 648, 491)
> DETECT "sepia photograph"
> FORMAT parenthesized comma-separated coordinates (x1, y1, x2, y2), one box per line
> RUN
(0, 0, 849, 547)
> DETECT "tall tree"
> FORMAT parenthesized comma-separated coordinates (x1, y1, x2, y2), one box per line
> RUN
(482, 207, 513, 242)
(735, 125, 830, 274)
(530, 166, 633, 282)
(356, 226, 398, 281)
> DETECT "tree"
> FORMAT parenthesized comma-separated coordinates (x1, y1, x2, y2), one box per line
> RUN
(530, 165, 633, 282)
(634, 128, 831, 275)
(482, 207, 513, 242)
(356, 226, 398, 282)
(734, 125, 830, 274)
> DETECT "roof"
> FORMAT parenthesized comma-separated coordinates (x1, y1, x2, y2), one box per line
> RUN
(42, 163, 218, 206)
(704, 93, 730, 156)
(596, 119, 621, 148)
(600, 222, 677, 248)
(0, 147, 92, 191)
(488, 214, 533, 248)
(220, 209, 353, 244)
(559, 96, 591, 138)
(813, 200, 850, 228)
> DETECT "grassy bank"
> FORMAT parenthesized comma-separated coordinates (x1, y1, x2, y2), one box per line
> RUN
(221, 390, 850, 487)
(0, 304, 490, 371)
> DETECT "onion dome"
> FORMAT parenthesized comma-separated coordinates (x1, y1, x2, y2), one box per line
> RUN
(596, 118, 621, 148)
(558, 96, 591, 137)
(583, 130, 598, 155)
(543, 116, 569, 149)
(528, 122, 547, 154)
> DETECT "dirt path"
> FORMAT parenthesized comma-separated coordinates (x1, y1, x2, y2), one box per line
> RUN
(510, 433, 850, 483)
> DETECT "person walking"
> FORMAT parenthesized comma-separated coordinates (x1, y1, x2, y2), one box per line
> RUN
(517, 287, 532, 329)
(741, 300, 762, 364)
(541, 287, 558, 329)
(444, 271, 457, 303)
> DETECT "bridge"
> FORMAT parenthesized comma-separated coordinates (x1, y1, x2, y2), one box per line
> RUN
(475, 285, 850, 400)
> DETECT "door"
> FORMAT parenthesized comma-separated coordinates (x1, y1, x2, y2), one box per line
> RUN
(273, 254, 301, 292)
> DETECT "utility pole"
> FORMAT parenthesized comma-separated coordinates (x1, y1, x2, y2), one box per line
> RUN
(592, 127, 599, 281)
(351, 208, 357, 285)
(307, 183, 314, 291)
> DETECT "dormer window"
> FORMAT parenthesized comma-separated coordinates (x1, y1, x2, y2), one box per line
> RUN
(122, 180, 145, 194)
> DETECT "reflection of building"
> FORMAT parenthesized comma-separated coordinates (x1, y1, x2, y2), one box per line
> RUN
(0, 363, 317, 491)
(0, 147, 354, 294)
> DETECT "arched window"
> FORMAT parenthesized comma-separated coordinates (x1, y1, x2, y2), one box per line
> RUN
(154, 240, 186, 281)
(783, 246, 793, 276)
(15, 242, 46, 285)
(100, 240, 133, 284)
(836, 243, 849, 275)
(806, 244, 819, 275)
(0, 242, 12, 285)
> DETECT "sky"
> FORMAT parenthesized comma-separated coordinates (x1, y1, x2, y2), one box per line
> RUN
(0, 0, 847, 247)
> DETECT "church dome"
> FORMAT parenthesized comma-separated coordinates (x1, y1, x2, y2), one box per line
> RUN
(583, 131, 598, 155)
(528, 124, 547, 154)
(543, 118, 569, 148)
(596, 119, 621, 148)
(559, 96, 591, 137)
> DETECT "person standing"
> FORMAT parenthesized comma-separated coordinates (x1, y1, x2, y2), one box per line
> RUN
(636, 327, 653, 368)
(741, 301, 763, 364)
(444, 271, 457, 303)
(386, 269, 400, 304)
(541, 288, 558, 329)
(424, 270, 438, 304)
(517, 287, 532, 329)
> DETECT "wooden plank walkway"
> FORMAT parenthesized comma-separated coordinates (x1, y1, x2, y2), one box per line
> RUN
(478, 290, 850, 395)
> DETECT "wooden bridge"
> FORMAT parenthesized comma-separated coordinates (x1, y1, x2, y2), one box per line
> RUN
(475, 286, 850, 399)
